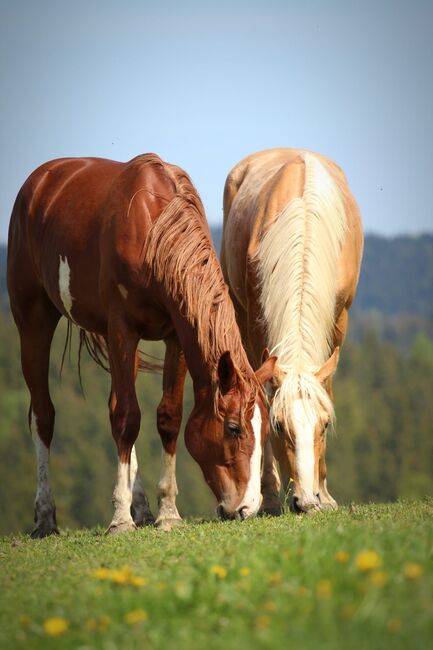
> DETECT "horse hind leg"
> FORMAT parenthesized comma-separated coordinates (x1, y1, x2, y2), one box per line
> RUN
(16, 296, 61, 538)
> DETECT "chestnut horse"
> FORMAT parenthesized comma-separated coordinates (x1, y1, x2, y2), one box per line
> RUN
(221, 148, 363, 514)
(7, 153, 276, 537)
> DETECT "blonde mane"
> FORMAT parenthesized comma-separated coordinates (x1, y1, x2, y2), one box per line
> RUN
(142, 159, 257, 415)
(256, 153, 347, 427)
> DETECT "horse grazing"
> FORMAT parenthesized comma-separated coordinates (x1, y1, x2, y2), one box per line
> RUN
(221, 148, 363, 514)
(7, 153, 276, 537)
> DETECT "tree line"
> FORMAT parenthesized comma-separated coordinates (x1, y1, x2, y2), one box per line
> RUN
(0, 309, 432, 535)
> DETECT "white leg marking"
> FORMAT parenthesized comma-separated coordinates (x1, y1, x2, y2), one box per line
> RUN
(108, 460, 136, 532)
(32, 412, 57, 534)
(155, 450, 182, 524)
(239, 404, 263, 517)
(293, 398, 316, 503)
(59, 255, 74, 318)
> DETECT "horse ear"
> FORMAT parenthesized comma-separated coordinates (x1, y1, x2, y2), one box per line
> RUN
(255, 355, 278, 385)
(315, 347, 340, 383)
(217, 351, 237, 394)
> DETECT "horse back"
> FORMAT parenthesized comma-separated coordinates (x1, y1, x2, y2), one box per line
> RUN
(7, 154, 181, 334)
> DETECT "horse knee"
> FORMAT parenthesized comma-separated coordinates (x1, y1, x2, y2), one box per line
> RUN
(111, 402, 141, 459)
(157, 403, 181, 451)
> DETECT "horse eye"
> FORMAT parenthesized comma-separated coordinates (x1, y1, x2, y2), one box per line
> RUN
(226, 421, 241, 437)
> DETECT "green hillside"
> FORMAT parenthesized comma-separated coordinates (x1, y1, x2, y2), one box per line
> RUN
(1, 501, 432, 650)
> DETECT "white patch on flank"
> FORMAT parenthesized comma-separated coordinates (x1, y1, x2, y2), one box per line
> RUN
(118, 284, 128, 300)
(239, 404, 263, 517)
(59, 255, 74, 318)
(292, 397, 316, 498)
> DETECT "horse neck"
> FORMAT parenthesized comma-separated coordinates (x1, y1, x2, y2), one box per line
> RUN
(169, 303, 250, 395)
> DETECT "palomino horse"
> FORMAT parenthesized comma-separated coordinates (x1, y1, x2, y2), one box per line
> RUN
(221, 148, 363, 514)
(7, 153, 276, 537)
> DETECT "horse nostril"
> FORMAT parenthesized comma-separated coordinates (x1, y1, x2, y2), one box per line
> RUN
(237, 506, 247, 521)
(217, 505, 226, 520)
(291, 495, 302, 514)
(316, 493, 321, 502)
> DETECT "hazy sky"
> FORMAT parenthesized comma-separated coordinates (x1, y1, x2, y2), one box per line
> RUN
(1, 0, 432, 243)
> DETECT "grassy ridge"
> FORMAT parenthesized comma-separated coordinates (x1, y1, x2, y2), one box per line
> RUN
(1, 500, 432, 650)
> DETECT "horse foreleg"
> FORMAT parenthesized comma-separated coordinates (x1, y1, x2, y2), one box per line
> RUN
(155, 336, 187, 531)
(106, 320, 141, 535)
(108, 376, 154, 527)
(17, 298, 61, 537)
(318, 429, 338, 510)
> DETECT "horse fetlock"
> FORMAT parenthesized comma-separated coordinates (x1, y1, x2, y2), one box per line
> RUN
(106, 520, 137, 535)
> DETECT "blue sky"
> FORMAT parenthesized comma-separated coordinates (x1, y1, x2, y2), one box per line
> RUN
(1, 0, 432, 243)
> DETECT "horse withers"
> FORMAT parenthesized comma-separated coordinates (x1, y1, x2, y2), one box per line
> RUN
(221, 148, 363, 514)
(7, 153, 276, 537)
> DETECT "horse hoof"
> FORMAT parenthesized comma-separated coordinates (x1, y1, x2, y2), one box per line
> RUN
(155, 517, 184, 532)
(31, 525, 59, 539)
(106, 521, 137, 535)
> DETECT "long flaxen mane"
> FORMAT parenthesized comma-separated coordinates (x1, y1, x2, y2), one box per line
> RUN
(142, 159, 258, 417)
(255, 153, 347, 430)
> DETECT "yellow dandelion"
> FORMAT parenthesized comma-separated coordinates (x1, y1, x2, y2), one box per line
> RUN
(129, 575, 148, 587)
(355, 550, 382, 572)
(91, 567, 111, 580)
(335, 551, 349, 563)
(404, 563, 423, 580)
(370, 571, 388, 587)
(43, 617, 69, 637)
(210, 565, 227, 579)
(238, 567, 251, 577)
(316, 579, 332, 599)
(268, 572, 282, 585)
(18, 615, 31, 627)
(297, 548, 304, 557)
(255, 615, 270, 630)
(109, 568, 132, 585)
(124, 609, 147, 625)
(387, 618, 401, 633)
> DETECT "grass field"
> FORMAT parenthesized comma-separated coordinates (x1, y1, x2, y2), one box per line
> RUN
(1, 500, 432, 650)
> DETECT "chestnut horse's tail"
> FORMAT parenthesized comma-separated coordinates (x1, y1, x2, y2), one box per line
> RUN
(59, 324, 162, 387)
(78, 330, 163, 374)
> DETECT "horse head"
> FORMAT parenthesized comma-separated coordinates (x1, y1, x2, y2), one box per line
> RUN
(268, 348, 340, 513)
(185, 351, 276, 520)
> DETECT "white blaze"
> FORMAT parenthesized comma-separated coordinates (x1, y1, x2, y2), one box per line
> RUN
(293, 398, 316, 498)
(59, 255, 74, 318)
(239, 404, 263, 517)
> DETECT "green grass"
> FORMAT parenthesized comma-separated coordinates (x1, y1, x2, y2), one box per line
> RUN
(1, 500, 432, 650)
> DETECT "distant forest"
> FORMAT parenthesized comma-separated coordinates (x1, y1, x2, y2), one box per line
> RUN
(0, 233, 432, 535)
